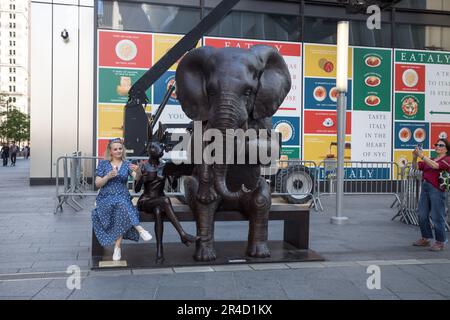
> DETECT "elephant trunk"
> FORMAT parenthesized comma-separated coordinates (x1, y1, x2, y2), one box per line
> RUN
(213, 164, 248, 202)
(210, 93, 250, 201)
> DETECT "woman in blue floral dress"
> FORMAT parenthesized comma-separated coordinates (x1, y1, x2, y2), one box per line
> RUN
(92, 138, 152, 261)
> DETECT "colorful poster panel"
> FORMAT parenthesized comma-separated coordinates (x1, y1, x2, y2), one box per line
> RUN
(204, 37, 302, 113)
(353, 47, 392, 112)
(97, 139, 110, 159)
(98, 68, 151, 104)
(425, 64, 450, 123)
(303, 135, 351, 165)
(393, 150, 430, 177)
(153, 34, 201, 71)
(304, 44, 352, 78)
(395, 93, 425, 121)
(151, 104, 192, 125)
(98, 30, 152, 69)
(280, 147, 300, 160)
(153, 71, 178, 105)
(303, 110, 351, 135)
(98, 104, 124, 138)
(395, 64, 425, 93)
(272, 116, 300, 147)
(304, 78, 352, 110)
(351, 111, 392, 162)
(430, 123, 450, 157)
(394, 122, 429, 150)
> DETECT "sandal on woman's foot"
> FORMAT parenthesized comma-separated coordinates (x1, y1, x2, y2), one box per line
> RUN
(139, 229, 153, 242)
(412, 238, 431, 247)
(429, 242, 445, 251)
(181, 233, 201, 246)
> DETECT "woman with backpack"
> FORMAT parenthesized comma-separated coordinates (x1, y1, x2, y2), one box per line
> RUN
(412, 138, 450, 251)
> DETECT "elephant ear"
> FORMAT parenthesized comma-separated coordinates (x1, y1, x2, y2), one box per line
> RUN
(250, 45, 291, 119)
(175, 46, 215, 121)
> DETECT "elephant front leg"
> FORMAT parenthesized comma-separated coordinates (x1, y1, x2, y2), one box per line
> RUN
(194, 202, 219, 261)
(246, 178, 271, 258)
(196, 164, 217, 204)
(185, 175, 219, 262)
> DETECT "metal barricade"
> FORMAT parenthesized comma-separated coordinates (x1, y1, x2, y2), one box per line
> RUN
(317, 160, 402, 206)
(391, 164, 421, 225)
(266, 159, 323, 211)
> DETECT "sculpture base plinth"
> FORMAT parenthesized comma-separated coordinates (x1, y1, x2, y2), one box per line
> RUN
(92, 241, 324, 270)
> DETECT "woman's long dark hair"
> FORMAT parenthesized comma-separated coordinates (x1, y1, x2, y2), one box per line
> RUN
(437, 138, 450, 156)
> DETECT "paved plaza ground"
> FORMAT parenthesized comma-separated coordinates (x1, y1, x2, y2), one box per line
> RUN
(0, 158, 450, 300)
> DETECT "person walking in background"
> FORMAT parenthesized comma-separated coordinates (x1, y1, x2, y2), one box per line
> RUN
(10, 142, 17, 166)
(1, 143, 9, 167)
(412, 138, 450, 251)
(92, 138, 152, 261)
(23, 146, 29, 159)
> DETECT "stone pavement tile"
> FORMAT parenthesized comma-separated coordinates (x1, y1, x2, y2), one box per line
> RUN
(0, 252, 78, 263)
(201, 272, 238, 299)
(122, 286, 158, 300)
(31, 259, 90, 269)
(233, 271, 288, 300)
(212, 265, 252, 272)
(282, 278, 368, 300)
(286, 262, 325, 269)
(395, 292, 447, 300)
(417, 259, 450, 264)
(321, 261, 359, 267)
(0, 279, 52, 297)
(0, 261, 33, 269)
(148, 272, 210, 292)
(132, 268, 174, 275)
(18, 266, 81, 274)
(68, 276, 130, 299)
(38, 246, 89, 254)
(356, 260, 396, 266)
(155, 286, 206, 300)
(367, 293, 399, 300)
(32, 287, 74, 300)
(380, 266, 437, 294)
(173, 266, 214, 273)
(417, 278, 450, 297)
(89, 269, 132, 277)
(0, 268, 20, 274)
(396, 265, 441, 281)
(419, 264, 450, 279)
(388, 259, 425, 265)
(331, 266, 396, 296)
(249, 263, 289, 271)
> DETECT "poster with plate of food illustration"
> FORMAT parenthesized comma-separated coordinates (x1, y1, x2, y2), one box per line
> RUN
(353, 47, 392, 112)
(394, 122, 429, 150)
(303, 43, 353, 161)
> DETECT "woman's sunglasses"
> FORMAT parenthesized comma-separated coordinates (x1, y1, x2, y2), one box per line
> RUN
(434, 143, 446, 148)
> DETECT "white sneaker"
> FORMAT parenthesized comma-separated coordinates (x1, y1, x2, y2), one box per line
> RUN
(113, 247, 121, 261)
(139, 229, 152, 242)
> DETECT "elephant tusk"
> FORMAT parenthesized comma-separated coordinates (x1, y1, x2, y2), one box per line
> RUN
(241, 184, 252, 193)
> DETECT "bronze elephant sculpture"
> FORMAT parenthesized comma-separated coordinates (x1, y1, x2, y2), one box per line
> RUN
(175, 45, 291, 261)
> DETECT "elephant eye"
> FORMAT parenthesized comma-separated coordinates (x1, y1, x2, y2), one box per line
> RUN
(244, 89, 252, 96)
(208, 90, 216, 96)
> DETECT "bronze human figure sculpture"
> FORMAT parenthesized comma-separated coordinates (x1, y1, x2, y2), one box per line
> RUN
(175, 45, 291, 261)
(135, 142, 199, 263)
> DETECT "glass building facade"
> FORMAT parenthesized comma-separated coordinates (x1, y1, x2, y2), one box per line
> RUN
(97, 0, 450, 50)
